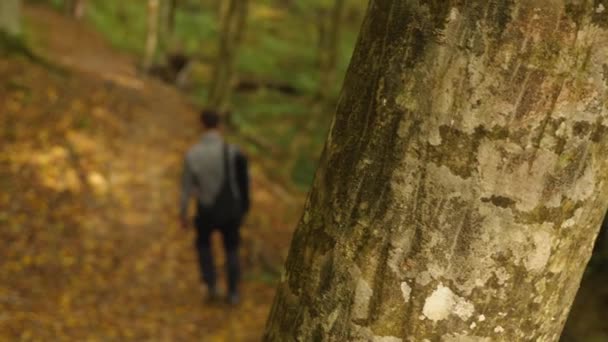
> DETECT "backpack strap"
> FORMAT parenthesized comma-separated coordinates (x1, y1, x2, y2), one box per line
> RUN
(222, 142, 230, 177)
(223, 143, 241, 200)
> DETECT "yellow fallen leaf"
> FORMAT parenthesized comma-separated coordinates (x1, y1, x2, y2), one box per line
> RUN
(87, 172, 108, 195)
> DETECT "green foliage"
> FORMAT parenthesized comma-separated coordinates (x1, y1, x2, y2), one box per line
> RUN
(29, 0, 64, 10)
(28, 0, 364, 188)
(86, 0, 148, 55)
(172, 10, 216, 55)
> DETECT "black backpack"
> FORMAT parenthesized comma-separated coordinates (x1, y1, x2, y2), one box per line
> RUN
(199, 143, 243, 225)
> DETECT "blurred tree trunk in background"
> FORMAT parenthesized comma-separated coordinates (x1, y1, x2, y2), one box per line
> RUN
(207, 0, 248, 117)
(64, 0, 87, 20)
(143, 0, 161, 71)
(167, 0, 178, 36)
(265, 1, 608, 341)
(216, 0, 228, 22)
(317, 0, 344, 99)
(0, 0, 21, 36)
(159, 0, 177, 54)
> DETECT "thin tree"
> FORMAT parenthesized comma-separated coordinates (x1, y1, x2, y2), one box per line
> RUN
(159, 0, 178, 53)
(143, 0, 161, 71)
(207, 0, 248, 117)
(265, 1, 608, 341)
(0, 0, 21, 36)
(166, 0, 178, 36)
(64, 0, 87, 20)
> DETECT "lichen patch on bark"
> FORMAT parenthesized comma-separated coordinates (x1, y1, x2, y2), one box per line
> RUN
(524, 228, 554, 272)
(352, 273, 373, 320)
(422, 284, 475, 322)
(441, 333, 492, 342)
(400, 281, 412, 303)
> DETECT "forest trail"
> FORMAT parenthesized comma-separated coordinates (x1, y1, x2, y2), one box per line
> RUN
(0, 5, 299, 341)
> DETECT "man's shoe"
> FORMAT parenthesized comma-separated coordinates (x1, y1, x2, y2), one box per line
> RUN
(205, 287, 220, 303)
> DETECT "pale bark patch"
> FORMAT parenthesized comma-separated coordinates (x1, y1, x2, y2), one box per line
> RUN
(353, 277, 373, 320)
(324, 308, 340, 333)
(524, 228, 553, 272)
(490, 269, 508, 288)
(442, 333, 492, 342)
(351, 324, 403, 342)
(478, 140, 559, 212)
(422, 284, 475, 322)
(400, 282, 411, 303)
(416, 271, 433, 286)
(562, 208, 583, 229)
(568, 164, 595, 201)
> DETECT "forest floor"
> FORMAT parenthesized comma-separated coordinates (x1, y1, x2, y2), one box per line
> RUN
(0, 5, 302, 341)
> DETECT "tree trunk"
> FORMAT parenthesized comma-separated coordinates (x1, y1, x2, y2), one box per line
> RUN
(265, 1, 608, 341)
(207, 0, 248, 116)
(159, 0, 177, 54)
(318, 0, 345, 98)
(64, 0, 87, 20)
(0, 0, 21, 36)
(143, 0, 161, 71)
(167, 0, 177, 36)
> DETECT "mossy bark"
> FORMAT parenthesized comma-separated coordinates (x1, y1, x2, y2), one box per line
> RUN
(264, 1, 608, 341)
(0, 0, 21, 36)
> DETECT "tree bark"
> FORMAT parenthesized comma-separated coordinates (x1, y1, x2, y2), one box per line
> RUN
(207, 0, 248, 115)
(0, 0, 21, 36)
(265, 1, 608, 341)
(143, 0, 161, 71)
(318, 0, 345, 98)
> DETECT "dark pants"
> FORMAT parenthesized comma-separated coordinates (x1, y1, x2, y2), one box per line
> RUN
(194, 213, 241, 296)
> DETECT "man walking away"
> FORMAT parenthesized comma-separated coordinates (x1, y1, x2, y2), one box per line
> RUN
(180, 110, 250, 305)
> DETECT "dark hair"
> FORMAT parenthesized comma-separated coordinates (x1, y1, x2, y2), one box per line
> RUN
(200, 109, 220, 128)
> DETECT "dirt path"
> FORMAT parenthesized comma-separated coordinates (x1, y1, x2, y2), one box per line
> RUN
(0, 5, 298, 341)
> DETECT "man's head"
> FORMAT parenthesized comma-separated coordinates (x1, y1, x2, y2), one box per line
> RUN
(200, 109, 220, 129)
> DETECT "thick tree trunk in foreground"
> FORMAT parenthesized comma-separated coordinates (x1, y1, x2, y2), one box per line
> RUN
(143, 0, 161, 71)
(0, 0, 21, 36)
(265, 1, 608, 341)
(207, 0, 248, 115)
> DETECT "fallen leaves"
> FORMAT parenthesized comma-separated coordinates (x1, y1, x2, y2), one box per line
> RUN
(87, 171, 108, 195)
(1, 51, 296, 341)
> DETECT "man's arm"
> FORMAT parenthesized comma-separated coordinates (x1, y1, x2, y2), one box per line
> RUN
(235, 151, 250, 214)
(180, 157, 195, 225)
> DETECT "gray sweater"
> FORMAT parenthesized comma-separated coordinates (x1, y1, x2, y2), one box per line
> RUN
(180, 131, 250, 218)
